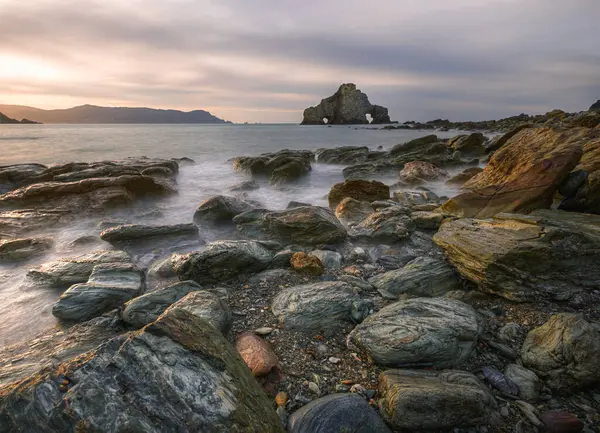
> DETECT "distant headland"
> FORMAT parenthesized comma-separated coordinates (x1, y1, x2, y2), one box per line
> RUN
(0, 104, 230, 124)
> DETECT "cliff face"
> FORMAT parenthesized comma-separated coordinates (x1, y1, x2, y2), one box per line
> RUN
(301, 84, 391, 125)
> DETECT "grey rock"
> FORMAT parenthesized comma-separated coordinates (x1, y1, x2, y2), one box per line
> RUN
(378, 369, 498, 430)
(272, 281, 371, 331)
(448, 133, 487, 154)
(270, 249, 295, 268)
(233, 150, 313, 185)
(171, 240, 273, 284)
(347, 298, 481, 368)
(0, 308, 284, 432)
(249, 268, 296, 283)
(316, 146, 371, 164)
(0, 237, 54, 263)
(162, 290, 232, 334)
(52, 263, 143, 322)
(100, 223, 199, 243)
(27, 250, 131, 288)
(122, 280, 203, 328)
(288, 393, 392, 433)
(234, 206, 347, 245)
(505, 364, 542, 401)
(369, 256, 460, 300)
(286, 201, 311, 209)
(410, 210, 443, 229)
(521, 313, 600, 394)
(227, 179, 260, 192)
(392, 190, 440, 205)
(349, 206, 415, 242)
(498, 322, 522, 343)
(309, 250, 343, 269)
(338, 275, 375, 291)
(193, 195, 254, 225)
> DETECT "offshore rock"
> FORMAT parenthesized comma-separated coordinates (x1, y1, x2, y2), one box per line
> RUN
(0, 308, 284, 432)
(301, 83, 391, 125)
(433, 210, 600, 301)
(347, 298, 481, 368)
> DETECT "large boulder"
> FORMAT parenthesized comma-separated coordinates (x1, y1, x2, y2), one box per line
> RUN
(171, 240, 273, 284)
(0, 237, 53, 263)
(316, 146, 370, 164)
(521, 313, 600, 394)
(288, 394, 392, 433)
(441, 128, 588, 218)
(193, 195, 254, 225)
(234, 206, 347, 245)
(100, 223, 199, 243)
(301, 83, 390, 125)
(27, 250, 132, 288)
(0, 308, 284, 432)
(369, 256, 460, 300)
(433, 210, 600, 301)
(122, 280, 203, 328)
(328, 179, 390, 209)
(398, 161, 449, 184)
(52, 263, 144, 322)
(347, 298, 481, 368)
(378, 370, 498, 430)
(271, 281, 371, 331)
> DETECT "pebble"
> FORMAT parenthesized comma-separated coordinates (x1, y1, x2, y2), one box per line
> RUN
(335, 384, 350, 393)
(254, 327, 274, 336)
(515, 400, 542, 427)
(308, 382, 320, 395)
(328, 357, 341, 364)
(500, 406, 510, 417)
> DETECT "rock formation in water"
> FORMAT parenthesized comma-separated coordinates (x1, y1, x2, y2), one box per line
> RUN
(301, 83, 391, 125)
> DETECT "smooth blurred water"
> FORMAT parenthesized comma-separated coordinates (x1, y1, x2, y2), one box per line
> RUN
(0, 124, 475, 347)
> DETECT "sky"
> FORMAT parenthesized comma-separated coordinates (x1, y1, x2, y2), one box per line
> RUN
(0, 0, 599, 123)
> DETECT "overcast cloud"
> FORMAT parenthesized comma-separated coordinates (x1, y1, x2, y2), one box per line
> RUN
(0, 0, 598, 122)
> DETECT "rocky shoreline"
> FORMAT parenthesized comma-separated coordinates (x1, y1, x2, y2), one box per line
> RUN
(0, 120, 599, 432)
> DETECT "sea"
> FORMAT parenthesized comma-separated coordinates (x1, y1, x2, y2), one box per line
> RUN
(0, 124, 472, 347)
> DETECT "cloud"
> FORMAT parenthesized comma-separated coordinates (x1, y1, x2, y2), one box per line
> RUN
(0, 0, 598, 122)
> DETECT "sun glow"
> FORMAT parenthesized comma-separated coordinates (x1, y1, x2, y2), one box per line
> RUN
(0, 55, 62, 80)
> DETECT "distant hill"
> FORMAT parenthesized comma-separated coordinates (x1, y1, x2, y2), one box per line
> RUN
(0, 111, 39, 124)
(0, 104, 230, 124)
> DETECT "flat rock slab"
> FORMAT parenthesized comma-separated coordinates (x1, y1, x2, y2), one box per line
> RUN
(0, 309, 284, 433)
(272, 281, 371, 331)
(347, 297, 481, 368)
(0, 237, 54, 263)
(100, 223, 199, 243)
(369, 256, 460, 300)
(52, 264, 143, 322)
(171, 240, 273, 284)
(289, 393, 392, 433)
(433, 209, 600, 301)
(378, 369, 498, 430)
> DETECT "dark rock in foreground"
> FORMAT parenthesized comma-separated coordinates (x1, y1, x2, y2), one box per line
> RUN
(289, 393, 392, 433)
(433, 210, 600, 301)
(301, 83, 391, 125)
(0, 308, 284, 432)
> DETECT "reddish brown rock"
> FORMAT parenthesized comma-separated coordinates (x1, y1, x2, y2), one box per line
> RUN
(328, 179, 389, 209)
(540, 411, 584, 433)
(441, 128, 588, 218)
(399, 161, 449, 184)
(335, 197, 373, 222)
(290, 252, 324, 276)
(236, 332, 279, 377)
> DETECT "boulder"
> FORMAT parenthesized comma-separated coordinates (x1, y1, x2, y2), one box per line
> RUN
(316, 146, 370, 164)
(349, 206, 415, 241)
(122, 280, 203, 328)
(347, 298, 481, 368)
(398, 161, 449, 184)
(504, 364, 542, 401)
(334, 197, 373, 223)
(0, 308, 284, 432)
(271, 281, 371, 331)
(162, 290, 232, 335)
(369, 257, 460, 300)
(290, 252, 324, 276)
(234, 206, 347, 245)
(193, 195, 254, 224)
(441, 128, 588, 218)
(301, 83, 390, 125)
(100, 223, 199, 243)
(378, 369, 498, 430)
(236, 332, 279, 376)
(52, 264, 144, 322)
(521, 313, 600, 394)
(448, 133, 487, 154)
(0, 237, 53, 263)
(171, 240, 273, 284)
(446, 167, 484, 185)
(27, 250, 131, 288)
(433, 210, 600, 301)
(309, 249, 343, 269)
(288, 394, 392, 433)
(328, 179, 390, 210)
(233, 150, 313, 185)
(410, 210, 443, 229)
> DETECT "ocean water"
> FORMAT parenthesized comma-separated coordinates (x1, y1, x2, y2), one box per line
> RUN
(0, 124, 474, 347)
